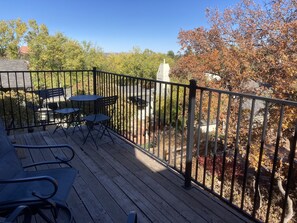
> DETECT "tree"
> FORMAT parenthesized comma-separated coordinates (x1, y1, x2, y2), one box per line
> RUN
(173, 0, 297, 221)
(105, 47, 176, 79)
(26, 20, 50, 70)
(81, 41, 106, 70)
(0, 19, 27, 58)
(167, 50, 176, 59)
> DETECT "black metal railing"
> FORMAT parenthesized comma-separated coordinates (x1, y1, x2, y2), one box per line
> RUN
(95, 70, 297, 223)
(0, 69, 94, 131)
(95, 70, 190, 174)
(187, 84, 297, 223)
(0, 68, 296, 223)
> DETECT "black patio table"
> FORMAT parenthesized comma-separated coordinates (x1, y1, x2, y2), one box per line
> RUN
(69, 95, 103, 142)
(69, 94, 103, 115)
(69, 95, 102, 102)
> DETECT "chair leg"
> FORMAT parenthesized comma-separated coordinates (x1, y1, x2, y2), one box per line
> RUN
(82, 123, 100, 149)
(70, 111, 82, 135)
(100, 125, 115, 143)
(53, 122, 68, 138)
(89, 130, 99, 150)
(82, 125, 92, 145)
(37, 209, 55, 223)
(53, 114, 68, 138)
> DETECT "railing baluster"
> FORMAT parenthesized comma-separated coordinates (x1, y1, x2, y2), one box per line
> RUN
(136, 79, 139, 145)
(211, 92, 221, 191)
(220, 94, 232, 197)
(252, 101, 269, 217)
(230, 96, 243, 203)
(148, 80, 152, 152)
(203, 91, 212, 187)
(153, 81, 157, 155)
(140, 79, 143, 146)
(174, 85, 180, 169)
(184, 79, 197, 188)
(117, 74, 120, 134)
(132, 79, 135, 142)
(240, 98, 255, 210)
(265, 105, 284, 223)
(195, 90, 204, 181)
(281, 122, 297, 222)
(168, 84, 173, 163)
(125, 76, 128, 138)
(180, 86, 186, 172)
(157, 82, 162, 158)
(163, 84, 167, 161)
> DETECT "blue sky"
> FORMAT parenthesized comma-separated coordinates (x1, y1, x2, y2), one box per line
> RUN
(1, 0, 261, 53)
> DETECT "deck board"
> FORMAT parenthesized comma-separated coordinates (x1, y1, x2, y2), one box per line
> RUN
(12, 127, 252, 223)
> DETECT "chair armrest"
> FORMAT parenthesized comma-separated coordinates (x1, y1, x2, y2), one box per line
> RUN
(14, 144, 75, 167)
(0, 176, 58, 200)
(3, 205, 31, 222)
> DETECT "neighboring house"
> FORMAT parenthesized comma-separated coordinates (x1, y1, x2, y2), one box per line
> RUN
(205, 72, 222, 81)
(0, 59, 32, 90)
(19, 46, 29, 55)
(19, 46, 29, 59)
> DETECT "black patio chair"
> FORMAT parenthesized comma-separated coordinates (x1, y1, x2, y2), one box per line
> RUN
(82, 95, 118, 148)
(0, 205, 32, 223)
(0, 120, 77, 222)
(127, 211, 137, 223)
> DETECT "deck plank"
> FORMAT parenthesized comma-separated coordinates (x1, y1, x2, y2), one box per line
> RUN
(98, 143, 201, 222)
(67, 133, 152, 223)
(12, 128, 251, 223)
(53, 130, 129, 223)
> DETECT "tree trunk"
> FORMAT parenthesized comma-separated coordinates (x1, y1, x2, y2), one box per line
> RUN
(288, 136, 296, 189)
(252, 177, 262, 210)
(277, 177, 294, 223)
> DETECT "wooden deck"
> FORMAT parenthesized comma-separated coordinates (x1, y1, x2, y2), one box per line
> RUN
(11, 126, 252, 223)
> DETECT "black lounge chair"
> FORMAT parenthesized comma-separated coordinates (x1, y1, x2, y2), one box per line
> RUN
(0, 121, 77, 222)
(0, 205, 32, 223)
(127, 211, 137, 223)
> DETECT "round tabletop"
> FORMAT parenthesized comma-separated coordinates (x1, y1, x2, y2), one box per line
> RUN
(69, 95, 102, 102)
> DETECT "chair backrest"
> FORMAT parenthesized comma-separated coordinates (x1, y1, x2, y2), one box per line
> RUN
(0, 118, 24, 192)
(45, 88, 65, 99)
(95, 96, 118, 116)
(31, 88, 65, 109)
(34, 88, 65, 100)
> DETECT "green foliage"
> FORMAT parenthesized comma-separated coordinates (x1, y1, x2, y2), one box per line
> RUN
(1, 19, 177, 82)
(105, 47, 176, 79)
(0, 90, 38, 128)
(0, 19, 27, 58)
(155, 86, 187, 130)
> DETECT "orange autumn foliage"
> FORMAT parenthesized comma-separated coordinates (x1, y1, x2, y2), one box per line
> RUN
(174, 0, 296, 137)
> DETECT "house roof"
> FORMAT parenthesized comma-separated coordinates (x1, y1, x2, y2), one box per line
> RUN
(19, 46, 29, 55)
(0, 59, 32, 89)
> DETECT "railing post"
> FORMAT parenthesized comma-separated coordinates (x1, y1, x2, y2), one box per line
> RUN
(93, 67, 97, 95)
(184, 79, 197, 189)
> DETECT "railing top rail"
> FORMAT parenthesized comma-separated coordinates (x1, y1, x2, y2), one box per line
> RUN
(0, 69, 93, 73)
(97, 70, 189, 88)
(1, 68, 295, 106)
(197, 85, 297, 107)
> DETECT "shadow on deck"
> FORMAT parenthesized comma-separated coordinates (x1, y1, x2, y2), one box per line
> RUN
(10, 126, 252, 223)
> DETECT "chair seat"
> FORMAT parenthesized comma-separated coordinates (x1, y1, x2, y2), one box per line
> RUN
(82, 96, 118, 148)
(54, 108, 79, 115)
(84, 114, 110, 123)
(0, 168, 77, 207)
